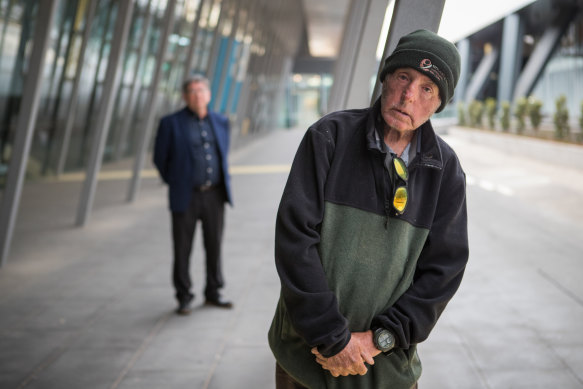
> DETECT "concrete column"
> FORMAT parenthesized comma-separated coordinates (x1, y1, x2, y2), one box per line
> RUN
(327, 0, 371, 112)
(455, 38, 471, 104)
(370, 0, 446, 105)
(0, 0, 58, 266)
(497, 13, 523, 104)
(330, 0, 390, 111)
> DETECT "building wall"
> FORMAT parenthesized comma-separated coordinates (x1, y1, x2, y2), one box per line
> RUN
(531, 20, 583, 120)
(0, 0, 303, 183)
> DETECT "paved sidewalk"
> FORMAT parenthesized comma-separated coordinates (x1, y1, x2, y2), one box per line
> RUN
(0, 128, 303, 389)
(1, 125, 582, 388)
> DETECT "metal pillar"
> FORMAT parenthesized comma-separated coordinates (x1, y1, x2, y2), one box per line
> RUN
(497, 13, 523, 104)
(233, 10, 258, 140)
(57, 0, 98, 176)
(1, 2, 34, 165)
(370, 0, 446, 105)
(0, 0, 58, 267)
(182, 0, 206, 82)
(225, 0, 256, 119)
(465, 47, 499, 103)
(193, 0, 214, 72)
(206, 0, 229, 82)
(42, 0, 81, 175)
(127, 0, 177, 203)
(113, 0, 154, 161)
(212, 0, 241, 112)
(75, 1, 134, 226)
(329, 0, 390, 112)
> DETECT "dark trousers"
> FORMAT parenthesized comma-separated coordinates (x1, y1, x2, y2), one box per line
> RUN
(275, 363, 419, 389)
(275, 363, 308, 389)
(171, 185, 225, 303)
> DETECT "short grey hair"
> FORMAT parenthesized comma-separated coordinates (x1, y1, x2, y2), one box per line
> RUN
(182, 74, 210, 94)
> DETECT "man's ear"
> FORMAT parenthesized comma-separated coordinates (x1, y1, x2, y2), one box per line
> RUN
(432, 97, 442, 115)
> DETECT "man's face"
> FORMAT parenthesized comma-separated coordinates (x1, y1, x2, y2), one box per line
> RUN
(380, 67, 441, 133)
(183, 81, 211, 113)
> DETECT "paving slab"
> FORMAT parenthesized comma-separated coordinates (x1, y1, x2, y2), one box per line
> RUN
(1, 126, 583, 388)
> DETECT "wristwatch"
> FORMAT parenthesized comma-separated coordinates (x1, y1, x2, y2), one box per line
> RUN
(373, 327, 396, 353)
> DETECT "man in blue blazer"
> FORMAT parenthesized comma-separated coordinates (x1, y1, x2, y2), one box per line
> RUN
(154, 75, 233, 315)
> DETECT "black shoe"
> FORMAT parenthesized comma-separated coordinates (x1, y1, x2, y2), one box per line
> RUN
(204, 297, 233, 309)
(176, 299, 193, 315)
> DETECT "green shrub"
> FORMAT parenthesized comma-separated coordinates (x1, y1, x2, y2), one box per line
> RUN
(528, 97, 543, 131)
(553, 95, 569, 139)
(457, 102, 466, 126)
(485, 98, 497, 130)
(514, 97, 528, 134)
(500, 101, 511, 132)
(468, 100, 484, 127)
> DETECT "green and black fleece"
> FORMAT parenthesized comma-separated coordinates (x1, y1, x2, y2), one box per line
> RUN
(268, 99, 469, 389)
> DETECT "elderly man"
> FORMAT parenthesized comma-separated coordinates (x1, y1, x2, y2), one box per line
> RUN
(268, 29, 469, 388)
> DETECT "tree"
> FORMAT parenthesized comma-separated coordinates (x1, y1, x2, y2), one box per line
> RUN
(485, 98, 497, 130)
(500, 101, 511, 132)
(553, 95, 569, 140)
(457, 102, 466, 126)
(528, 97, 543, 131)
(514, 97, 528, 134)
(469, 100, 484, 127)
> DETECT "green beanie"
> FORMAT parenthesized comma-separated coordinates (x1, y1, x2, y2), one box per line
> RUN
(379, 29, 461, 112)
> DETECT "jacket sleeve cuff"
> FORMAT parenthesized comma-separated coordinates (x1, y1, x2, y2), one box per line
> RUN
(317, 331, 351, 357)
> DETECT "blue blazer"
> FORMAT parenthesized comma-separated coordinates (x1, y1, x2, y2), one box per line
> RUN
(153, 107, 233, 212)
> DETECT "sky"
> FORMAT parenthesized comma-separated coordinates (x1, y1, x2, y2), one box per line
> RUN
(438, 0, 537, 42)
(375, 0, 536, 59)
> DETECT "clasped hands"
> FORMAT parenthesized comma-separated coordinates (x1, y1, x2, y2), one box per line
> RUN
(311, 330, 381, 377)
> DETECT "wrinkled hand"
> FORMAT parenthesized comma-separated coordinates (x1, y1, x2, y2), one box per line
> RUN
(311, 331, 381, 377)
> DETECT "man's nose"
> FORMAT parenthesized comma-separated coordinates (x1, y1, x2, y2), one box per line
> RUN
(401, 83, 416, 103)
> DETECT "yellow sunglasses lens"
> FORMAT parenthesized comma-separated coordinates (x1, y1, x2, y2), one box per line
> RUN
(393, 158, 408, 181)
(393, 186, 408, 213)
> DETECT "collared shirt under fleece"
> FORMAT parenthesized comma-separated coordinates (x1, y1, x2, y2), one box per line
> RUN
(268, 98, 469, 389)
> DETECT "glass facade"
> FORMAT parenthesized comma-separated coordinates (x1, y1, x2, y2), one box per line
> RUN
(532, 18, 583, 119)
(0, 0, 303, 188)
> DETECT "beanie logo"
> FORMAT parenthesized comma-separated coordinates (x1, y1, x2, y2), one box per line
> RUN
(419, 59, 446, 82)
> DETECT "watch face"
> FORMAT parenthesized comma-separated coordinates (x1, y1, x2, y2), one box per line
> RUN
(376, 329, 395, 350)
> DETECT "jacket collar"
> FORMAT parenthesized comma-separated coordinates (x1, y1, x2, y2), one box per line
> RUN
(366, 98, 443, 170)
